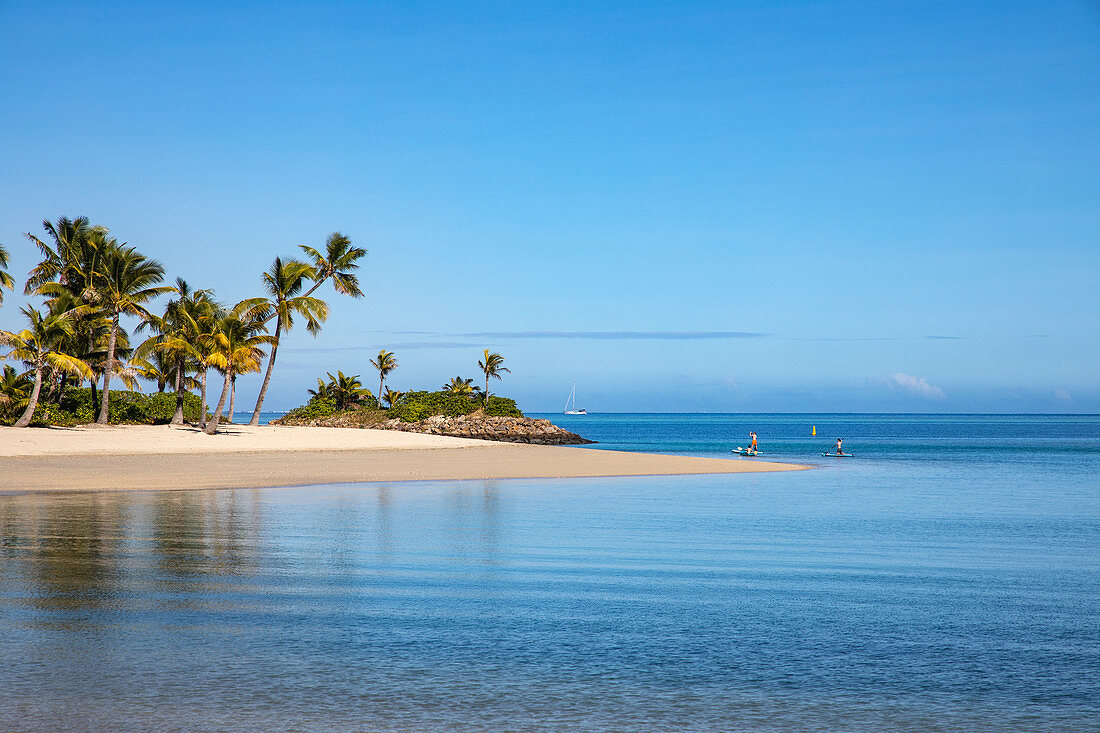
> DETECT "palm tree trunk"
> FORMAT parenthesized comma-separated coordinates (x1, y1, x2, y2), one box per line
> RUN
(97, 316, 119, 424)
(89, 376, 97, 410)
(379, 374, 384, 408)
(199, 366, 209, 429)
(204, 369, 232, 435)
(14, 362, 44, 428)
(45, 371, 58, 404)
(171, 357, 186, 425)
(249, 313, 281, 426)
(228, 374, 236, 423)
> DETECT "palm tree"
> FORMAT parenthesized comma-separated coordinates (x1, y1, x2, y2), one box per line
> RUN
(382, 386, 403, 409)
(246, 257, 328, 426)
(23, 216, 107, 299)
(477, 349, 510, 404)
(37, 289, 105, 403)
(205, 305, 274, 435)
(0, 306, 93, 427)
(299, 232, 367, 299)
(370, 350, 397, 405)
(0, 243, 14, 305)
(307, 377, 332, 401)
(136, 279, 218, 424)
(443, 376, 475, 397)
(326, 370, 371, 410)
(225, 330, 266, 423)
(131, 347, 173, 392)
(25, 218, 115, 404)
(0, 364, 32, 417)
(87, 240, 171, 424)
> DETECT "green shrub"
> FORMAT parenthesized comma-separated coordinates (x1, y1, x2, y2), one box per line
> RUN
(384, 390, 523, 421)
(279, 386, 525, 424)
(483, 396, 523, 417)
(283, 396, 337, 421)
(1, 387, 204, 426)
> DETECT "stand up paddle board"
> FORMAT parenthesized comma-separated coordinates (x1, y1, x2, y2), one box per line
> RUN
(733, 447, 761, 456)
(821, 452, 853, 457)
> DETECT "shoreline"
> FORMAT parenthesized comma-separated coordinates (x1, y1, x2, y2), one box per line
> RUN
(0, 424, 808, 493)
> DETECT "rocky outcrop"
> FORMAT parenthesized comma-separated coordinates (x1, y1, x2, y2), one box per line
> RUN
(274, 411, 594, 445)
(375, 414, 594, 445)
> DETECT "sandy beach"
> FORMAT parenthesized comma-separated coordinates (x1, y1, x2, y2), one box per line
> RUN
(0, 424, 807, 492)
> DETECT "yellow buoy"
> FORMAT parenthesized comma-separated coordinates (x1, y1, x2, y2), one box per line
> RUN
(812, 425, 816, 436)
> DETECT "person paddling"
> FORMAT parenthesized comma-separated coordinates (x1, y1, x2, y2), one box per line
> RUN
(834, 438, 844, 455)
(750, 431, 758, 453)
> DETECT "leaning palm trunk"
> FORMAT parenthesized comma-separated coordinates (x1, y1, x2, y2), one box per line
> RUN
(199, 366, 209, 428)
(13, 364, 44, 428)
(248, 315, 281, 426)
(204, 370, 232, 435)
(97, 317, 119, 424)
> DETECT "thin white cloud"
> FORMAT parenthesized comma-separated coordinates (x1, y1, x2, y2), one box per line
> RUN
(1054, 389, 1072, 402)
(888, 373, 946, 400)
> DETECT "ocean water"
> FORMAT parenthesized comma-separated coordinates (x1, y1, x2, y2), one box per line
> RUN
(1, 414, 1098, 731)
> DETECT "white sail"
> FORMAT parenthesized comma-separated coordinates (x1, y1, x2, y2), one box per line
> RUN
(564, 384, 587, 415)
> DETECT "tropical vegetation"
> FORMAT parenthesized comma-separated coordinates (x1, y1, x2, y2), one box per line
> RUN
(2, 215, 527, 432)
(281, 351, 521, 425)
(0, 217, 365, 432)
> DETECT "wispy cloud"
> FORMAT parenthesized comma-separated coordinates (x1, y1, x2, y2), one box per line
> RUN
(286, 341, 478, 352)
(1054, 388, 1072, 402)
(458, 330, 768, 340)
(926, 335, 965, 340)
(887, 373, 946, 400)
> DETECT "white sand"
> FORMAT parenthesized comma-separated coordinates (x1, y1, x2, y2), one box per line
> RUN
(0, 423, 484, 456)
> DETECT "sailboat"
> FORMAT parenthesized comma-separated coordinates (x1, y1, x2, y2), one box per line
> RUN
(564, 384, 587, 415)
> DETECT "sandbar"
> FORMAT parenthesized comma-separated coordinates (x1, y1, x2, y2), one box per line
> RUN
(0, 424, 807, 492)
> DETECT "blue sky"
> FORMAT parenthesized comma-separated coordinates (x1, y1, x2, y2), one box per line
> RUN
(2, 0, 1098, 412)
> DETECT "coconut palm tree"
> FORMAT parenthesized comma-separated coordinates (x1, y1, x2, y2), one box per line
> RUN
(141, 285, 229, 427)
(205, 305, 274, 435)
(23, 216, 107, 299)
(25, 219, 116, 404)
(35, 289, 104, 403)
(246, 257, 328, 426)
(0, 306, 93, 427)
(132, 350, 198, 394)
(299, 232, 367, 299)
(86, 240, 171, 423)
(308, 377, 332, 401)
(370, 350, 397, 405)
(224, 331, 267, 423)
(0, 364, 32, 417)
(0, 243, 14, 305)
(477, 350, 509, 404)
(136, 279, 219, 424)
(382, 386, 403, 409)
(325, 370, 371, 411)
(443, 376, 476, 397)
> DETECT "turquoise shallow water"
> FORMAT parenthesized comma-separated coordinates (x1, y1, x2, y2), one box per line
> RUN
(1, 414, 1099, 731)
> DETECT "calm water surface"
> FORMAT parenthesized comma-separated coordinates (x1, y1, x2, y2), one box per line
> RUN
(1, 414, 1098, 731)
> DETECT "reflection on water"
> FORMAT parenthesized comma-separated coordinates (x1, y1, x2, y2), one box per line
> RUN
(1, 445, 1098, 730)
